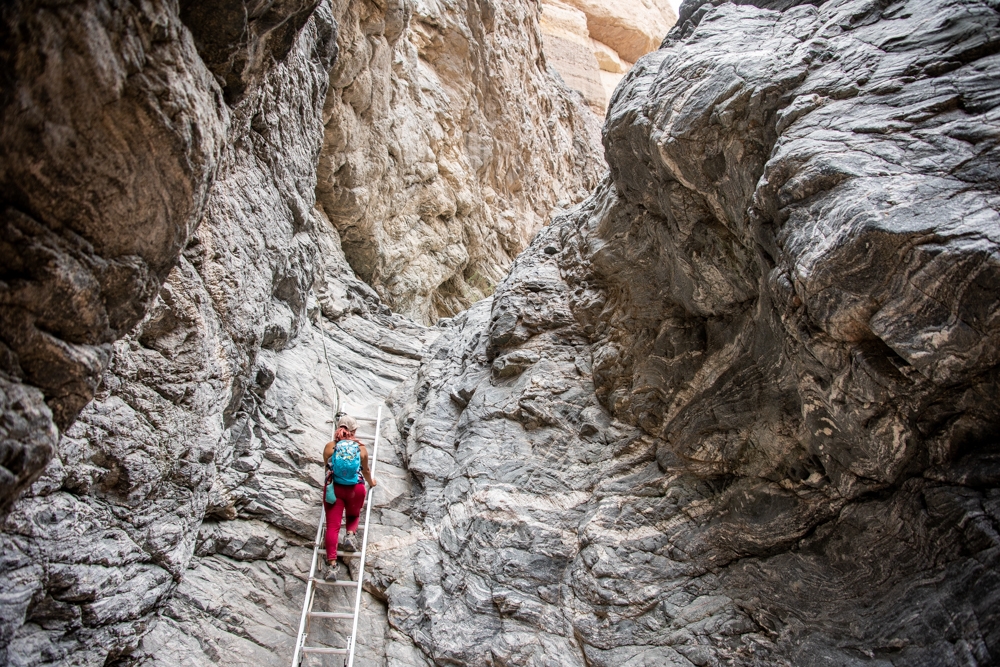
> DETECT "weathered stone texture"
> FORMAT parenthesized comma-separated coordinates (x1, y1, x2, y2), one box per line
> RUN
(560, 0, 677, 63)
(316, 0, 605, 325)
(0, 0, 607, 663)
(374, 0, 1000, 664)
(0, 2, 345, 664)
(179, 0, 324, 104)
(539, 0, 677, 113)
(0, 0, 229, 515)
(3, 0, 999, 665)
(540, 1, 608, 112)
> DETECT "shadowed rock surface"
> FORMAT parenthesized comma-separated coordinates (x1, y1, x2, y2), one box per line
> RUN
(0, 0, 345, 662)
(2, 0, 999, 665)
(374, 0, 1000, 664)
(0, 0, 227, 516)
(0, 0, 351, 518)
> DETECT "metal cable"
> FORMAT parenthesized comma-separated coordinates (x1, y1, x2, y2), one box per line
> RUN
(316, 317, 342, 439)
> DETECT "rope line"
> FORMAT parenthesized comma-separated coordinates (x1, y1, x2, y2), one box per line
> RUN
(316, 317, 342, 439)
(293, 313, 388, 666)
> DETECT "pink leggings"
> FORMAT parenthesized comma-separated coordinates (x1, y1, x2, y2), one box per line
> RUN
(324, 482, 366, 561)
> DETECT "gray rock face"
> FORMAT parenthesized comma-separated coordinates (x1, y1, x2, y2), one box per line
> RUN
(4, 0, 999, 665)
(0, 0, 350, 517)
(0, 0, 607, 663)
(179, 0, 325, 105)
(135, 307, 437, 667)
(0, 0, 229, 514)
(376, 0, 1000, 664)
(316, 0, 605, 324)
(0, 1, 344, 663)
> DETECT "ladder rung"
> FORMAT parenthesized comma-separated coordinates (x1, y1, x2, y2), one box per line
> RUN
(309, 611, 354, 619)
(318, 550, 361, 558)
(302, 646, 348, 654)
(313, 542, 366, 551)
(322, 524, 364, 531)
(312, 578, 358, 587)
(314, 525, 366, 544)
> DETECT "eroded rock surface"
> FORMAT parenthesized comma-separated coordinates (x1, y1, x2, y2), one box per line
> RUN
(374, 0, 1000, 664)
(540, 1, 608, 112)
(563, 0, 678, 63)
(0, 0, 605, 663)
(316, 0, 605, 324)
(0, 1, 350, 663)
(540, 0, 677, 113)
(3, 0, 999, 665)
(0, 0, 228, 515)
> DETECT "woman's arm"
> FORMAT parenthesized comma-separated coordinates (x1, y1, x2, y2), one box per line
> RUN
(323, 441, 335, 466)
(359, 444, 378, 487)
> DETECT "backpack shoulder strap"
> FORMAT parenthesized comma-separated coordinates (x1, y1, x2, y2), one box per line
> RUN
(328, 440, 338, 469)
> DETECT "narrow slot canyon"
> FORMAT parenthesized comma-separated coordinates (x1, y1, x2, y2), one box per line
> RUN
(1, 0, 998, 666)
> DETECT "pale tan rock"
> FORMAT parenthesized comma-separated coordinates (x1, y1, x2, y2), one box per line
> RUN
(562, 0, 677, 63)
(539, 0, 591, 46)
(543, 33, 607, 112)
(591, 37, 630, 73)
(593, 37, 631, 107)
(540, 18, 607, 111)
(316, 0, 604, 325)
(539, 0, 673, 112)
(600, 68, 627, 101)
(539, 1, 606, 112)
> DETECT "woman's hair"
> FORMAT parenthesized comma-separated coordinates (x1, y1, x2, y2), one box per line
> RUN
(333, 414, 358, 442)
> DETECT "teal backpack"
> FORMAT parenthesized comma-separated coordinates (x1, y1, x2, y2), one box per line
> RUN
(329, 439, 361, 487)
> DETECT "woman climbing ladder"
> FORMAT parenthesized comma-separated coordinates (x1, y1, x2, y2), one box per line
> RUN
(292, 406, 383, 666)
(322, 414, 378, 582)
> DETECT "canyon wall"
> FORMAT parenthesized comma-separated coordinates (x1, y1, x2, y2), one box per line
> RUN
(539, 0, 678, 113)
(1, 1, 340, 663)
(3, 0, 999, 665)
(0, 0, 228, 520)
(316, 0, 605, 325)
(0, 0, 605, 664)
(375, 0, 1000, 664)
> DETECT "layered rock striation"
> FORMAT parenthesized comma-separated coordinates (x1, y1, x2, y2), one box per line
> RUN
(3, 0, 999, 665)
(376, 0, 1000, 664)
(0, 0, 603, 664)
(540, 0, 678, 112)
(316, 0, 605, 325)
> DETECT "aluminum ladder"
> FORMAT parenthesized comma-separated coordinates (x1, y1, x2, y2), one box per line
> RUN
(292, 406, 382, 667)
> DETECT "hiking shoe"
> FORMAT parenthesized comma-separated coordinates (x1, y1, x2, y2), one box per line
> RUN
(324, 561, 339, 582)
(341, 532, 359, 552)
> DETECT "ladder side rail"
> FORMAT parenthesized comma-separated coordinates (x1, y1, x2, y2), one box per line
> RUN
(346, 405, 382, 667)
(292, 504, 327, 666)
